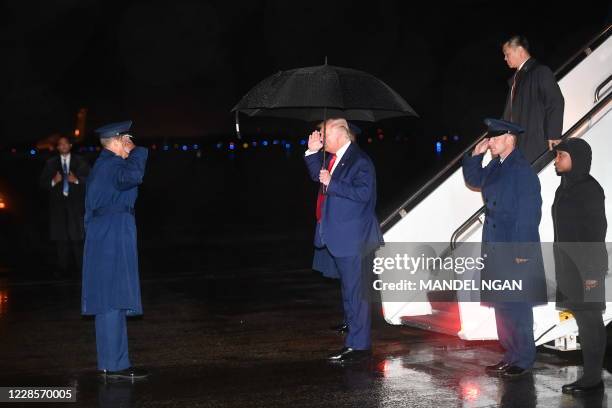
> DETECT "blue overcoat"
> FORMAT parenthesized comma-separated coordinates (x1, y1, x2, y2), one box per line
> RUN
(462, 149, 546, 304)
(305, 143, 383, 278)
(81, 147, 148, 316)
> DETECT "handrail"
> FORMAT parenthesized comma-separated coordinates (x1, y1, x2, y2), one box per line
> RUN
(380, 24, 611, 232)
(554, 25, 611, 78)
(449, 91, 612, 250)
(595, 74, 612, 103)
(379, 130, 486, 229)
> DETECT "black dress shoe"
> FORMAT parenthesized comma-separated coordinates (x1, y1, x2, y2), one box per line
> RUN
(485, 361, 510, 375)
(327, 347, 371, 362)
(562, 380, 583, 394)
(501, 365, 529, 379)
(330, 323, 349, 334)
(102, 367, 149, 380)
(571, 380, 604, 396)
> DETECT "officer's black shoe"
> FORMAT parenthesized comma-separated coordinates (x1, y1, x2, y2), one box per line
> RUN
(330, 323, 349, 334)
(571, 380, 604, 396)
(102, 367, 149, 380)
(485, 361, 510, 375)
(327, 347, 371, 362)
(501, 365, 529, 379)
(562, 380, 583, 394)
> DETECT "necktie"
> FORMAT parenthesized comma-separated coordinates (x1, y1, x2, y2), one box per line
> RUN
(62, 159, 69, 196)
(315, 154, 337, 222)
(509, 71, 519, 121)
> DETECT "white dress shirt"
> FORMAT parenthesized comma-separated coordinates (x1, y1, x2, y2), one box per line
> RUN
(517, 57, 530, 72)
(52, 153, 76, 188)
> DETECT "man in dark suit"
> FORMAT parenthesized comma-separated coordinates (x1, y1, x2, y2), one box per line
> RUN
(305, 118, 383, 362)
(40, 136, 90, 278)
(502, 35, 565, 163)
(463, 118, 546, 379)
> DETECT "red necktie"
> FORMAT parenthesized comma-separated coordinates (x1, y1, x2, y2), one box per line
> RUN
(510, 71, 519, 120)
(315, 154, 337, 222)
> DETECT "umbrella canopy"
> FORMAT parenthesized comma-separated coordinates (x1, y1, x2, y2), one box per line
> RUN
(232, 63, 418, 122)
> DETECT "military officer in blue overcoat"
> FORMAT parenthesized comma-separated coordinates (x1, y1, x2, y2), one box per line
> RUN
(82, 120, 149, 380)
(462, 118, 546, 379)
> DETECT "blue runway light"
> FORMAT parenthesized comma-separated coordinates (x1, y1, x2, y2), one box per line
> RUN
(251, 141, 257, 147)
(284, 143, 291, 149)
(216, 142, 223, 150)
(453, 135, 460, 141)
(163, 145, 170, 151)
(193, 144, 199, 150)
(299, 139, 306, 146)
(229, 142, 236, 150)
(435, 142, 442, 154)
(182, 145, 188, 151)
(29, 149, 36, 155)
(262, 140, 269, 147)
(272, 140, 279, 145)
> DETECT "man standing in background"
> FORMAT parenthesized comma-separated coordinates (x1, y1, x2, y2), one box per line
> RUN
(502, 35, 565, 162)
(40, 136, 90, 279)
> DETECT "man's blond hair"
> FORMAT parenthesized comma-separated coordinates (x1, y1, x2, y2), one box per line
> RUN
(317, 118, 354, 141)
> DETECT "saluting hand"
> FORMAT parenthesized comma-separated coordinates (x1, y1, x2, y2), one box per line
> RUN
(122, 135, 136, 156)
(319, 169, 331, 186)
(472, 138, 489, 156)
(308, 131, 324, 152)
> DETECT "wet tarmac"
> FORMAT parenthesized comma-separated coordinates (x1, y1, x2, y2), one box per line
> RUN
(1, 266, 611, 407)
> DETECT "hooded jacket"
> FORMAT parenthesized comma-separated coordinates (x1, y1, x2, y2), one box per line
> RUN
(552, 138, 608, 311)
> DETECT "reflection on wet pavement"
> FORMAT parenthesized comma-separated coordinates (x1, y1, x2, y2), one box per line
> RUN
(0, 288, 8, 316)
(0, 269, 610, 407)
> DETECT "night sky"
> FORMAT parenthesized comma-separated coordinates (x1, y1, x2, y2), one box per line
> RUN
(0, 0, 610, 144)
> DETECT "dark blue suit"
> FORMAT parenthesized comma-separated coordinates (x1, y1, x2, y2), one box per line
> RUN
(463, 148, 545, 369)
(82, 147, 148, 371)
(305, 143, 383, 350)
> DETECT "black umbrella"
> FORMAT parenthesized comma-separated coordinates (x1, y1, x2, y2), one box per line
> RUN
(232, 62, 417, 191)
(232, 62, 418, 136)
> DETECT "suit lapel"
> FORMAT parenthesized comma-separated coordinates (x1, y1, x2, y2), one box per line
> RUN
(332, 143, 356, 178)
(69, 155, 77, 173)
(507, 58, 536, 87)
(54, 156, 63, 173)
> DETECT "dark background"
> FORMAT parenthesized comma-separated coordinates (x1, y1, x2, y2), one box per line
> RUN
(0, 0, 610, 277)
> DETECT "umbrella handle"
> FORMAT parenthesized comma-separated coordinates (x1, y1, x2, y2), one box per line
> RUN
(321, 107, 327, 193)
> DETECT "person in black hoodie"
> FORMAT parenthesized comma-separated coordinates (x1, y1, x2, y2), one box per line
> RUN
(552, 137, 608, 396)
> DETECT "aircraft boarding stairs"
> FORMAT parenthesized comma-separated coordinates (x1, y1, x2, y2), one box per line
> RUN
(379, 26, 612, 351)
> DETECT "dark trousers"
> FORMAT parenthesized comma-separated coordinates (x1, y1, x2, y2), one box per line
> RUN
(333, 254, 372, 350)
(55, 240, 83, 276)
(573, 309, 606, 385)
(494, 303, 536, 369)
(95, 309, 131, 372)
